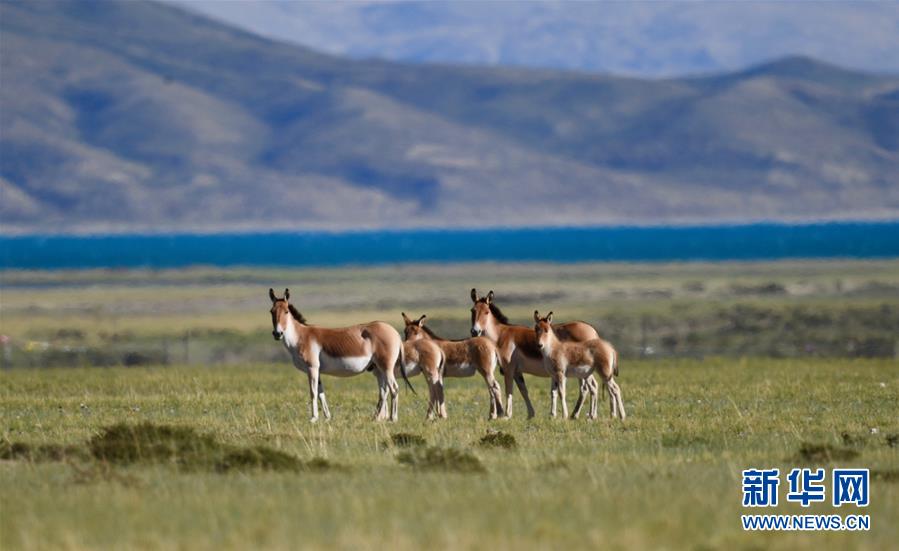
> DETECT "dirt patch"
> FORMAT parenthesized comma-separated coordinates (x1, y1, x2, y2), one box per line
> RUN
(397, 446, 485, 473)
(794, 442, 859, 464)
(478, 431, 517, 449)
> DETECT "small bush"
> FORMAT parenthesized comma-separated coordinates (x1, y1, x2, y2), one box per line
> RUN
(397, 447, 485, 473)
(88, 422, 315, 474)
(871, 469, 899, 483)
(89, 423, 225, 470)
(0, 440, 87, 462)
(840, 431, 873, 448)
(478, 431, 517, 449)
(304, 457, 337, 472)
(885, 433, 899, 448)
(795, 442, 859, 464)
(216, 446, 304, 473)
(389, 433, 427, 448)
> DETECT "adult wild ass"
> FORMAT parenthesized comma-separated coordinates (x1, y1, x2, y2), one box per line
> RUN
(535, 311, 625, 420)
(469, 289, 600, 419)
(402, 312, 505, 419)
(269, 288, 410, 421)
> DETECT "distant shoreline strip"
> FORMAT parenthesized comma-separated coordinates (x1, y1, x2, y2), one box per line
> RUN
(1, 222, 898, 269)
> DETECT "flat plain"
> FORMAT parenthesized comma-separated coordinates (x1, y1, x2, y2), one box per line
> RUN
(1, 260, 897, 549)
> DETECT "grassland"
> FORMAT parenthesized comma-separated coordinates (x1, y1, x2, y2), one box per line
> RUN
(1, 260, 898, 368)
(1, 360, 897, 550)
(1, 260, 898, 549)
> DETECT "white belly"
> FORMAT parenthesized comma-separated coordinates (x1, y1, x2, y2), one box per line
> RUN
(319, 352, 371, 376)
(402, 360, 422, 377)
(445, 362, 476, 378)
(566, 363, 594, 378)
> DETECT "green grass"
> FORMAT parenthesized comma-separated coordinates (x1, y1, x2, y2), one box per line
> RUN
(2, 260, 898, 367)
(2, 359, 897, 550)
(1, 261, 897, 548)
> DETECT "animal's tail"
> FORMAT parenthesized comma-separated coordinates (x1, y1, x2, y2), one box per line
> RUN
(398, 345, 416, 395)
(612, 348, 619, 377)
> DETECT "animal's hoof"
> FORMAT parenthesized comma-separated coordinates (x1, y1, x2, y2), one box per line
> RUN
(309, 417, 319, 423)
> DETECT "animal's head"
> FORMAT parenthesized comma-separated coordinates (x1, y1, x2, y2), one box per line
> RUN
(268, 288, 306, 340)
(534, 310, 554, 352)
(470, 288, 495, 336)
(401, 312, 428, 342)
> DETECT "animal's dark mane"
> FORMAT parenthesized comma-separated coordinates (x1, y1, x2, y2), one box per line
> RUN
(287, 303, 307, 324)
(488, 303, 510, 324)
(421, 324, 467, 342)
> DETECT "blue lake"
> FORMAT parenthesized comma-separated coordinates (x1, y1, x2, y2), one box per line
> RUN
(1, 222, 897, 269)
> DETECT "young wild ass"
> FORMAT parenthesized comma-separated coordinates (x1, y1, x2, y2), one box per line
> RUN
(535, 311, 625, 420)
(400, 336, 447, 420)
(268, 288, 410, 422)
(469, 289, 600, 419)
(402, 312, 505, 419)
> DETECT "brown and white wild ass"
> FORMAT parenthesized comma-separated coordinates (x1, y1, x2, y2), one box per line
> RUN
(535, 311, 625, 420)
(402, 312, 505, 419)
(469, 289, 600, 419)
(269, 288, 410, 421)
(400, 336, 447, 419)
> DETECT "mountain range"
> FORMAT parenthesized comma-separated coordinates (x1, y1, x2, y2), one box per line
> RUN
(1, 0, 897, 233)
(169, 0, 899, 78)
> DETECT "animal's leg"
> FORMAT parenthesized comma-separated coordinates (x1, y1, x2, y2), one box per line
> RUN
(514, 371, 536, 419)
(550, 378, 559, 418)
(491, 379, 505, 418)
(484, 373, 504, 419)
(386, 369, 400, 422)
(605, 377, 617, 419)
(437, 379, 447, 418)
(609, 378, 626, 420)
(307, 367, 320, 422)
(425, 376, 436, 420)
(571, 378, 586, 419)
(557, 373, 569, 419)
(503, 363, 516, 418)
(589, 376, 599, 420)
(373, 369, 389, 420)
(317, 379, 331, 420)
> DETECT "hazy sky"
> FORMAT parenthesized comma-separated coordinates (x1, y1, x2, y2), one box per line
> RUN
(169, 0, 899, 76)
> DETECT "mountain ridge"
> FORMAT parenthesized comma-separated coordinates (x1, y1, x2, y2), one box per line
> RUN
(1, 0, 897, 234)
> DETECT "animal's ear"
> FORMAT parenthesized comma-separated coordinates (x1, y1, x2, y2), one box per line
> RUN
(417, 315, 427, 327)
(486, 290, 494, 304)
(470, 288, 479, 303)
(269, 288, 277, 303)
(546, 311, 553, 324)
(402, 312, 412, 325)
(534, 310, 541, 323)
(284, 288, 290, 301)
